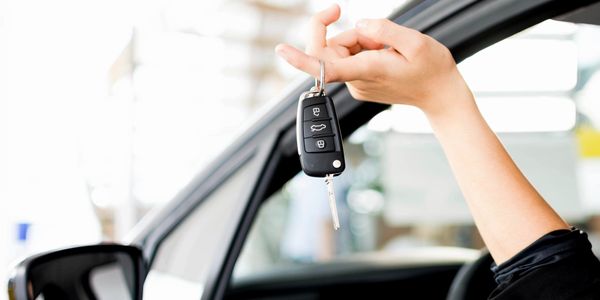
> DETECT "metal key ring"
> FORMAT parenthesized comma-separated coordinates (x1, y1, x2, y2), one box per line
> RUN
(314, 60, 325, 94)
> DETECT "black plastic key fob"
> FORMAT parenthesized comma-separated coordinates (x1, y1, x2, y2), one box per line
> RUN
(296, 91, 345, 177)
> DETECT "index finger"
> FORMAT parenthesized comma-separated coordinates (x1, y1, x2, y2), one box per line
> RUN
(276, 43, 371, 83)
(306, 4, 341, 55)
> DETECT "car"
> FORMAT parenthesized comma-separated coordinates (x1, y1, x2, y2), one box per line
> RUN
(8, 0, 600, 299)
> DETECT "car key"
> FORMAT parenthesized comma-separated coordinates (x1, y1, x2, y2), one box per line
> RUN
(296, 61, 345, 230)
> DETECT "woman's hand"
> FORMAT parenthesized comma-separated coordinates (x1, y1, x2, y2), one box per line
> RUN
(275, 4, 474, 119)
(277, 5, 571, 265)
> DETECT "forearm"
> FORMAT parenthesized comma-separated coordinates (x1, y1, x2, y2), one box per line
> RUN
(425, 88, 569, 264)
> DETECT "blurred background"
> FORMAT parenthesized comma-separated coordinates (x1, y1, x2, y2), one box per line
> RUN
(0, 0, 401, 293)
(1, 0, 600, 299)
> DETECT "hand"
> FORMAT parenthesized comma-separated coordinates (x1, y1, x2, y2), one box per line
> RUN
(275, 4, 474, 118)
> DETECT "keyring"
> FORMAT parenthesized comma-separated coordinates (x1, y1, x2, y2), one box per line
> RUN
(314, 60, 325, 94)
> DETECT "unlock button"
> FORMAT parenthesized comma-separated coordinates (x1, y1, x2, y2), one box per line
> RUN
(305, 137, 335, 153)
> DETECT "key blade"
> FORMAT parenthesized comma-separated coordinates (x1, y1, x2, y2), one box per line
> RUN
(325, 174, 340, 230)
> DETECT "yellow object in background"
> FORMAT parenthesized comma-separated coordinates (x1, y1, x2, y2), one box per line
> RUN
(576, 126, 600, 158)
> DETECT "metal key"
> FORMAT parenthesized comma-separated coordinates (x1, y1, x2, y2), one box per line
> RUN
(325, 174, 340, 230)
(296, 61, 345, 230)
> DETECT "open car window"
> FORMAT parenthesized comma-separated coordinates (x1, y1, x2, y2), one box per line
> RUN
(143, 156, 260, 300)
(232, 19, 600, 282)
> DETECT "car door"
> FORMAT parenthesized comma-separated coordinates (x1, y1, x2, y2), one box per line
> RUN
(133, 0, 600, 299)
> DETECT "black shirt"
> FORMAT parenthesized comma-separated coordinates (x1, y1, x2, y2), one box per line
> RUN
(489, 228, 600, 299)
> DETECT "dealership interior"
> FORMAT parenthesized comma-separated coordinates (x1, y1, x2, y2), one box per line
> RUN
(1, 0, 600, 299)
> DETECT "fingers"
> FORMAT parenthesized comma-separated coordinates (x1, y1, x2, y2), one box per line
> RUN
(276, 43, 370, 82)
(355, 19, 426, 60)
(327, 29, 385, 54)
(276, 44, 323, 79)
(306, 4, 341, 55)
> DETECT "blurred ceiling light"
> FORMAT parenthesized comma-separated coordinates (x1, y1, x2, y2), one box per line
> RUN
(459, 39, 577, 93)
(476, 97, 576, 132)
(521, 19, 578, 36)
(368, 97, 576, 134)
(576, 25, 600, 66)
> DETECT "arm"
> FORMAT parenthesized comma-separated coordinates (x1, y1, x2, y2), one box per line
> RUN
(425, 86, 569, 264)
(276, 5, 569, 264)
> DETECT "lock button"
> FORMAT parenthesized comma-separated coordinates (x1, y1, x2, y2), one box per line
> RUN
(303, 104, 329, 120)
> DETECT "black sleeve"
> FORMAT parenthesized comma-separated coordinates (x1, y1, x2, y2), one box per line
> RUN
(489, 227, 600, 300)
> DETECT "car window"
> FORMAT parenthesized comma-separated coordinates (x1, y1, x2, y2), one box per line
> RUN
(143, 157, 260, 300)
(232, 20, 600, 281)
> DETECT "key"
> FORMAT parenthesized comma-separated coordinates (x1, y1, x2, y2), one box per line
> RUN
(325, 174, 340, 230)
(296, 61, 345, 230)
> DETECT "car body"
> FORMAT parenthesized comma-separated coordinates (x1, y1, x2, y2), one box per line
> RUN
(8, 0, 600, 299)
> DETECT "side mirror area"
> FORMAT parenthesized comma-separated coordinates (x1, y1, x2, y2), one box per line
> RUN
(7, 244, 146, 300)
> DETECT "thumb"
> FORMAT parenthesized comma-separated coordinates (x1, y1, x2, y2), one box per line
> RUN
(275, 44, 367, 83)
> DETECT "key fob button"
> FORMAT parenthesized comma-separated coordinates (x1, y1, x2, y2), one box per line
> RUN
(303, 120, 333, 137)
(305, 137, 335, 153)
(303, 104, 328, 120)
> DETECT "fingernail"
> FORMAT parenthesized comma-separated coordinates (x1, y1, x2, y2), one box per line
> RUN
(356, 19, 367, 29)
(275, 45, 288, 59)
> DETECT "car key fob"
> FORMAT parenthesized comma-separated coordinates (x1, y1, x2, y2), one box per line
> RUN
(296, 61, 345, 230)
(296, 84, 345, 177)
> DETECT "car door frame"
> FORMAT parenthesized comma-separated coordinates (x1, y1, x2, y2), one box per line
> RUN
(130, 0, 599, 299)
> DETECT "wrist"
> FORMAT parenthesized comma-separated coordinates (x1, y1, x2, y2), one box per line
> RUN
(421, 79, 478, 126)
(424, 100, 478, 130)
